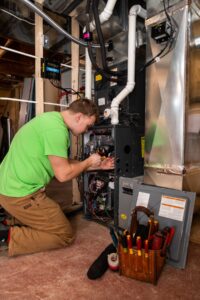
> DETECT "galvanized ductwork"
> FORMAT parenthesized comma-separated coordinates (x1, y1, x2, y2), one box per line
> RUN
(144, 0, 200, 197)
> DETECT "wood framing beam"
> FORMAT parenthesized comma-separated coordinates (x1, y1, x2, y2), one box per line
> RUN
(71, 17, 81, 205)
(0, 39, 13, 58)
(35, 0, 44, 115)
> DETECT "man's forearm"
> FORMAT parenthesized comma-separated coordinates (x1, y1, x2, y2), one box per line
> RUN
(69, 159, 101, 172)
(63, 160, 90, 181)
(49, 154, 102, 182)
(86, 165, 101, 171)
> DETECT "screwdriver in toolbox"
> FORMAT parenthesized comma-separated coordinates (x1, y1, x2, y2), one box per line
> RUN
(136, 236, 142, 256)
(144, 239, 149, 258)
(127, 234, 133, 254)
(117, 229, 128, 253)
(109, 227, 118, 248)
(161, 227, 175, 257)
(121, 234, 128, 253)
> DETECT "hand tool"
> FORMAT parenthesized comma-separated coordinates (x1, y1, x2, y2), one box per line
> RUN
(109, 227, 118, 248)
(153, 220, 159, 232)
(147, 218, 154, 240)
(161, 227, 175, 256)
(136, 236, 142, 256)
(127, 234, 133, 254)
(151, 231, 164, 250)
(117, 229, 128, 253)
(144, 239, 149, 258)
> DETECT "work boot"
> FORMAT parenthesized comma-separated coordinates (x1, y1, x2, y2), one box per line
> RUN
(87, 243, 116, 280)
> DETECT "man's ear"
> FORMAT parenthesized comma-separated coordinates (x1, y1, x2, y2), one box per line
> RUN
(74, 112, 83, 123)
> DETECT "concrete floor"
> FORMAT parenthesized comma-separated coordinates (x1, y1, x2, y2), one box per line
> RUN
(0, 211, 200, 300)
(1, 178, 200, 299)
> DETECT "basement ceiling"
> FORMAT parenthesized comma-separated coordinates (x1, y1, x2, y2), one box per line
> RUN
(0, 0, 145, 89)
(0, 0, 76, 89)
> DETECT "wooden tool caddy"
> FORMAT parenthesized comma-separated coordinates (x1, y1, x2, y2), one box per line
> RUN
(118, 206, 165, 284)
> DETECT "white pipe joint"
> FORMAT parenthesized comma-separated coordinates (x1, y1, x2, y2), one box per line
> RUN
(111, 82, 135, 125)
(111, 83, 135, 108)
(110, 4, 146, 125)
(129, 5, 147, 19)
(84, 0, 117, 32)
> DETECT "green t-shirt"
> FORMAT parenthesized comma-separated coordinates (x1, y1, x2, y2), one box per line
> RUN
(0, 112, 70, 197)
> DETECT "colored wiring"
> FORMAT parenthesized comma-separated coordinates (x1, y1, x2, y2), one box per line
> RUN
(49, 79, 82, 100)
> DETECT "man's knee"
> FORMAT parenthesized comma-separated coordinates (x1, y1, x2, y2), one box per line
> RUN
(60, 223, 75, 245)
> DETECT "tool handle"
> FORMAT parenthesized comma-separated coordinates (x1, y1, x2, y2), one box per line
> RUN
(160, 227, 175, 256)
(130, 206, 154, 237)
(166, 227, 175, 246)
(109, 227, 118, 248)
(144, 239, 149, 257)
(136, 236, 142, 256)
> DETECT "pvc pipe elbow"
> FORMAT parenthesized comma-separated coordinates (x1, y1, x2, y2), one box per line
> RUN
(126, 82, 135, 92)
(129, 5, 147, 19)
(111, 107, 119, 125)
(111, 83, 135, 108)
(100, 10, 112, 23)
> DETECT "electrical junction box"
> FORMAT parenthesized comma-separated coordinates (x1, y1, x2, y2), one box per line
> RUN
(118, 177, 196, 269)
(41, 58, 61, 80)
(151, 21, 171, 43)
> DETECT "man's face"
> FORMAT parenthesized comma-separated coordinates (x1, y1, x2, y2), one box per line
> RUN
(72, 114, 96, 136)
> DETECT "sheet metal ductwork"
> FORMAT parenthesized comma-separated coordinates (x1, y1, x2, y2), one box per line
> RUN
(144, 0, 200, 196)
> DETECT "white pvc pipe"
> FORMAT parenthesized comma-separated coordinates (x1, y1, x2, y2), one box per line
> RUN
(84, 0, 118, 32)
(0, 46, 85, 73)
(61, 63, 85, 72)
(0, 46, 36, 59)
(0, 97, 68, 108)
(111, 5, 146, 125)
(85, 49, 92, 99)
(85, 0, 117, 99)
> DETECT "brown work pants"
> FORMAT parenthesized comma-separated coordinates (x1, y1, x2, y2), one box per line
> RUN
(0, 190, 74, 256)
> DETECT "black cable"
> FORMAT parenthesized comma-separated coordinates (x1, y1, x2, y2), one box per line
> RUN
(85, 0, 125, 83)
(92, 0, 125, 78)
(160, 0, 177, 58)
(87, 40, 123, 83)
(49, 79, 82, 99)
(85, 0, 92, 16)
(140, 0, 176, 72)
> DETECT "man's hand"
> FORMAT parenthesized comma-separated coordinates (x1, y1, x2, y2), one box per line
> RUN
(99, 157, 115, 170)
(88, 153, 102, 168)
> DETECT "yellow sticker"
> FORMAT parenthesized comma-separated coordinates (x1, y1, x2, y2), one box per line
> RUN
(95, 74, 102, 81)
(120, 213, 127, 220)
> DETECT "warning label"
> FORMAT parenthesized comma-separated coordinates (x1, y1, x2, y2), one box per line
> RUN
(159, 195, 186, 221)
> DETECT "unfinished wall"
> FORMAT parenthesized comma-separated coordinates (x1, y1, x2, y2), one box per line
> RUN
(0, 86, 21, 135)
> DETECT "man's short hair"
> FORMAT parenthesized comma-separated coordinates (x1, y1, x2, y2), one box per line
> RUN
(68, 99, 99, 120)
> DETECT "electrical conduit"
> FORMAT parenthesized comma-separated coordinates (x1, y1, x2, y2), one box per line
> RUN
(19, 0, 100, 48)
